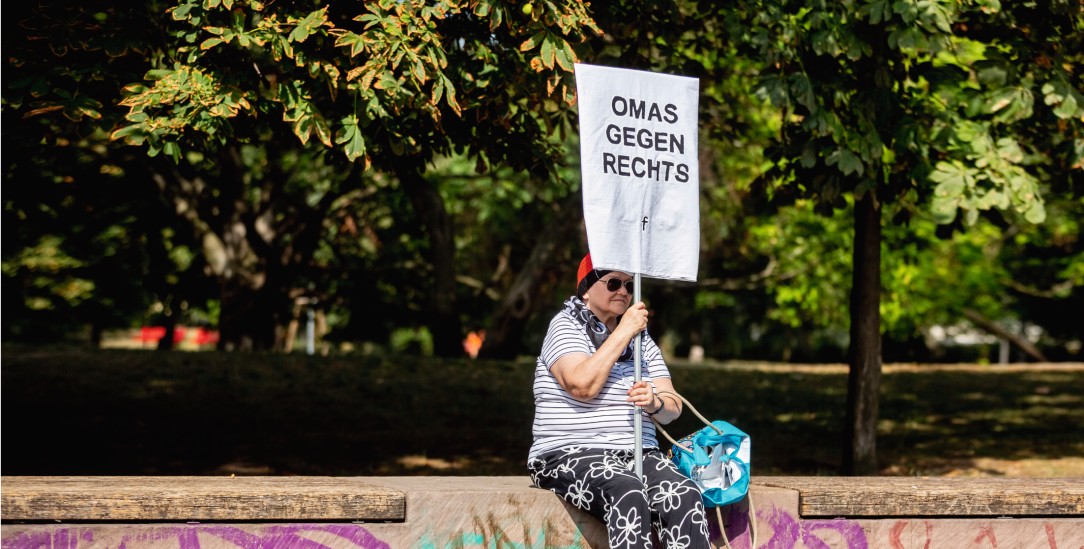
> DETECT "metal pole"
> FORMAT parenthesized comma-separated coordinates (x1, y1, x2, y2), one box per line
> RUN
(306, 306, 316, 356)
(633, 272, 643, 480)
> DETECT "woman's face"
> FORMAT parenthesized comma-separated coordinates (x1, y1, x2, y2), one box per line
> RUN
(583, 272, 634, 323)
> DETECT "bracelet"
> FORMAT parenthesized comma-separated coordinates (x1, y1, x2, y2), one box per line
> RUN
(646, 395, 663, 416)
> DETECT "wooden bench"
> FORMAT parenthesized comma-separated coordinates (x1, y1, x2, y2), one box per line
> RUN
(1, 477, 404, 522)
(759, 476, 1084, 517)
(3, 476, 1082, 548)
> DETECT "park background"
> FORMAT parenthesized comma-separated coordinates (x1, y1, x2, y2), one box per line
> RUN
(3, 0, 1082, 477)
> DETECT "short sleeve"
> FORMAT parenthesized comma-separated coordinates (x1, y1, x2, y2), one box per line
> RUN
(540, 314, 591, 370)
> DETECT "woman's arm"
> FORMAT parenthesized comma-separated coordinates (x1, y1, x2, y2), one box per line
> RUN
(645, 377, 683, 424)
(550, 302, 649, 400)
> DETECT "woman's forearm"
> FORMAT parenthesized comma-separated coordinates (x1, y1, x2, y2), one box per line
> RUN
(648, 391, 682, 424)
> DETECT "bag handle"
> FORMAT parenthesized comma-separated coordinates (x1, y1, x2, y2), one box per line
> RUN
(650, 390, 723, 456)
(652, 390, 758, 549)
(657, 390, 723, 434)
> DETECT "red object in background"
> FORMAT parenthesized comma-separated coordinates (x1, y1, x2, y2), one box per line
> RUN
(135, 326, 218, 347)
(137, 326, 166, 343)
(462, 330, 485, 359)
(191, 327, 219, 346)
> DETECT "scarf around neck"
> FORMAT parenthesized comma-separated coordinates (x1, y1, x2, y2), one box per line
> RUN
(563, 296, 635, 362)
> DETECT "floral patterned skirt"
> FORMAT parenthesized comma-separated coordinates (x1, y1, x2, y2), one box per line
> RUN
(528, 447, 711, 549)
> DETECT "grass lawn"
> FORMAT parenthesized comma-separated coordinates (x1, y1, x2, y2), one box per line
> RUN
(2, 349, 1081, 477)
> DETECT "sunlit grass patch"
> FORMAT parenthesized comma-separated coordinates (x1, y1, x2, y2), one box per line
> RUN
(2, 349, 1080, 477)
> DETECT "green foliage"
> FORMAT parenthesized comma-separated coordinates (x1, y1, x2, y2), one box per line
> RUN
(747, 200, 854, 331)
(389, 327, 434, 356)
(737, 0, 1082, 227)
(2, 236, 94, 311)
(739, 191, 1084, 356)
(4, 0, 1082, 362)
(110, 0, 602, 169)
(0, 130, 197, 342)
(6, 0, 612, 351)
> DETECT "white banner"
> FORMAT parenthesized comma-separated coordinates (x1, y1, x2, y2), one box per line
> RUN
(575, 63, 700, 281)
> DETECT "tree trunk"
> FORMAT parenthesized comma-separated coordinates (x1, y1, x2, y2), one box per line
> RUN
(156, 295, 177, 351)
(89, 322, 103, 349)
(480, 195, 583, 359)
(397, 164, 463, 357)
(842, 193, 882, 475)
(218, 280, 280, 351)
(151, 144, 332, 353)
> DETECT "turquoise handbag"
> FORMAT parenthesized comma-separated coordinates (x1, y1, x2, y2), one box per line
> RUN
(670, 419, 751, 508)
(653, 391, 755, 549)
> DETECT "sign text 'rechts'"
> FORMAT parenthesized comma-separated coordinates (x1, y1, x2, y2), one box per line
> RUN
(602, 96, 690, 183)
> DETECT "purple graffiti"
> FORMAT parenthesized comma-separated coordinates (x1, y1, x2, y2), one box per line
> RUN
(1, 528, 93, 549)
(228, 525, 391, 549)
(802, 520, 868, 549)
(115, 524, 201, 549)
(3, 524, 388, 549)
(1, 530, 52, 549)
(754, 505, 868, 549)
(761, 504, 801, 549)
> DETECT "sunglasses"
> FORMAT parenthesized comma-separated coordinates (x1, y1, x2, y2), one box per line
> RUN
(601, 278, 635, 293)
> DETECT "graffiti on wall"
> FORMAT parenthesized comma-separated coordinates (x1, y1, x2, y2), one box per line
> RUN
(1, 524, 390, 549)
(419, 530, 585, 549)
(763, 507, 868, 549)
(707, 504, 869, 549)
(1, 507, 1079, 549)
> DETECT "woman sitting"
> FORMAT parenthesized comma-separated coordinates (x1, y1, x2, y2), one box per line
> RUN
(528, 253, 710, 548)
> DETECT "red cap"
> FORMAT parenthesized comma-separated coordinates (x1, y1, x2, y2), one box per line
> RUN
(575, 253, 611, 297)
(577, 253, 594, 288)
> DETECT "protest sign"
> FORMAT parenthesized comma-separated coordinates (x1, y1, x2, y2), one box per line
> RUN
(575, 63, 700, 281)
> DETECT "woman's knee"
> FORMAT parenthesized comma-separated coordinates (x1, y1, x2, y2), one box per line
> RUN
(598, 473, 650, 500)
(651, 477, 704, 515)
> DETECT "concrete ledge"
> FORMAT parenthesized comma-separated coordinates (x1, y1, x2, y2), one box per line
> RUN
(5, 476, 1081, 521)
(759, 476, 1084, 517)
(3, 476, 1083, 548)
(0, 477, 405, 522)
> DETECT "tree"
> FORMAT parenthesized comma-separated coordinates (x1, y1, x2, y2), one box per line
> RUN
(6, 0, 605, 352)
(727, 0, 1083, 473)
(3, 3, 217, 347)
(736, 192, 1084, 364)
(7, 0, 1079, 382)
(427, 151, 587, 360)
(108, 0, 604, 353)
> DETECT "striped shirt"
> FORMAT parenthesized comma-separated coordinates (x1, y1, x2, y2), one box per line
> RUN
(528, 306, 670, 460)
